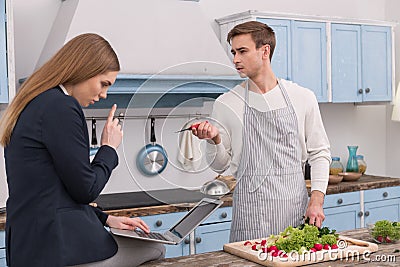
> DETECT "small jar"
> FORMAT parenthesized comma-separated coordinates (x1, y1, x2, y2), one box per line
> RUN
(330, 157, 344, 175)
(357, 155, 367, 174)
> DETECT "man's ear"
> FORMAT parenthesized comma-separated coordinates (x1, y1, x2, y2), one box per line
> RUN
(262, 44, 270, 59)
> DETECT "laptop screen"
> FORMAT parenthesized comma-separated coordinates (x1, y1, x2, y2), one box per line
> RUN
(169, 200, 220, 238)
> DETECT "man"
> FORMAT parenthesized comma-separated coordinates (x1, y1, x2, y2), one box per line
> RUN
(192, 21, 331, 242)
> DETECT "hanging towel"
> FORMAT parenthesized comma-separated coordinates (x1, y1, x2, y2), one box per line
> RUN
(177, 126, 202, 171)
(392, 82, 400, 121)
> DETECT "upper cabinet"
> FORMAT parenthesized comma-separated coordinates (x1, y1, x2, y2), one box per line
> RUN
(245, 18, 328, 102)
(0, 0, 8, 103)
(216, 11, 394, 103)
(292, 21, 327, 102)
(331, 24, 392, 102)
(256, 19, 291, 82)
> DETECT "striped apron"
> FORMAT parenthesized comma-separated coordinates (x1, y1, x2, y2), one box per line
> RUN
(229, 79, 308, 242)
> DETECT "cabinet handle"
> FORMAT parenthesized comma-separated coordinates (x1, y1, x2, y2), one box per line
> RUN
(221, 212, 228, 219)
(155, 220, 163, 227)
(184, 238, 190, 244)
(365, 88, 371, 93)
(358, 88, 363, 94)
(365, 211, 370, 216)
(358, 211, 364, 217)
(195, 237, 202, 243)
(383, 192, 388, 198)
(337, 198, 343, 204)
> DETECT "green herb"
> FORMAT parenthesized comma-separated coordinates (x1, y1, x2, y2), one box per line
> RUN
(371, 220, 400, 242)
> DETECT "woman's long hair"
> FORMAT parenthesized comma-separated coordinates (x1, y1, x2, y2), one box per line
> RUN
(0, 33, 120, 146)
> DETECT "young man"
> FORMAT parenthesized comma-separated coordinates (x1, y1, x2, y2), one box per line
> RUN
(192, 21, 331, 242)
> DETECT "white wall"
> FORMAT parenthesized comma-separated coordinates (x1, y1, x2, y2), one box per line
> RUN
(1, 0, 400, 207)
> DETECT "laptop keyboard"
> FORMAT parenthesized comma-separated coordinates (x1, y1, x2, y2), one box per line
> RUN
(134, 230, 170, 241)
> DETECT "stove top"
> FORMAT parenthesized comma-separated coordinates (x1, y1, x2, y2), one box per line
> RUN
(94, 188, 213, 210)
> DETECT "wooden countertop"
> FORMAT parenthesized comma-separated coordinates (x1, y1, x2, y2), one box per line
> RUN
(141, 228, 400, 266)
(1, 175, 400, 231)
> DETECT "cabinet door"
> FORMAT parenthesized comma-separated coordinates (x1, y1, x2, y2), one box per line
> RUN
(194, 221, 231, 254)
(331, 24, 362, 103)
(323, 204, 361, 231)
(0, 0, 8, 103)
(292, 21, 327, 102)
(0, 231, 5, 267)
(361, 25, 392, 102)
(257, 18, 291, 81)
(364, 199, 400, 225)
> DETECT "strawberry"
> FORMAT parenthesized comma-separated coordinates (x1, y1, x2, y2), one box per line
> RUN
(280, 253, 288, 258)
(310, 248, 317, 252)
(260, 239, 267, 246)
(272, 250, 281, 257)
(385, 236, 392, 243)
(268, 245, 278, 252)
(323, 244, 330, 250)
(376, 236, 384, 243)
(251, 244, 258, 251)
(243, 241, 252, 246)
(261, 247, 268, 253)
(331, 244, 338, 249)
(313, 243, 323, 251)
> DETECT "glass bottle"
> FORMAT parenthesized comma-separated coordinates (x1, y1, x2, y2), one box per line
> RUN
(330, 157, 344, 175)
(356, 155, 367, 174)
(346, 145, 359, 172)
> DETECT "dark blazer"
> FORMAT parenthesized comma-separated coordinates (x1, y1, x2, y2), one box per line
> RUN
(4, 87, 118, 266)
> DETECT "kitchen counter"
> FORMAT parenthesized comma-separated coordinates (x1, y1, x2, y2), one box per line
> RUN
(141, 228, 400, 266)
(0, 175, 400, 230)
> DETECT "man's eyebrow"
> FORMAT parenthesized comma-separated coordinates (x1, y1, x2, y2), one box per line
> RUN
(231, 46, 247, 53)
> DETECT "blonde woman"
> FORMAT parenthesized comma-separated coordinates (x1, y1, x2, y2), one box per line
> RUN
(0, 33, 165, 267)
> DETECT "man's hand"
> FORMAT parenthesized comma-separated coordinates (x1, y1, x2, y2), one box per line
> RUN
(191, 121, 221, 144)
(106, 215, 150, 233)
(305, 190, 325, 228)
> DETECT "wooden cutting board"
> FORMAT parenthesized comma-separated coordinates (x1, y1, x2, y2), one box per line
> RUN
(223, 235, 378, 267)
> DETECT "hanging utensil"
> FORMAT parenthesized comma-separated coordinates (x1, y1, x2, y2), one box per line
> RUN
(90, 118, 99, 156)
(175, 121, 208, 133)
(136, 118, 168, 176)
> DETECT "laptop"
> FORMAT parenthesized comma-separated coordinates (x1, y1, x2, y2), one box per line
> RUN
(110, 198, 223, 245)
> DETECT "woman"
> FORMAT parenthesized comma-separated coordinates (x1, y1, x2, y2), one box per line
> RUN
(0, 33, 165, 267)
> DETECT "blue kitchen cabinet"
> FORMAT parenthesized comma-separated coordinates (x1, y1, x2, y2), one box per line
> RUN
(139, 206, 233, 257)
(257, 18, 327, 102)
(292, 21, 327, 102)
(195, 221, 231, 254)
(0, 0, 8, 103)
(331, 24, 392, 102)
(194, 206, 232, 254)
(0, 231, 6, 267)
(140, 212, 190, 258)
(363, 186, 400, 225)
(257, 18, 291, 81)
(322, 191, 362, 231)
(361, 26, 392, 102)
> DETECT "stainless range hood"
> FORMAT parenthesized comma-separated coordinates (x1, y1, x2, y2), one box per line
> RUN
(38, 0, 236, 76)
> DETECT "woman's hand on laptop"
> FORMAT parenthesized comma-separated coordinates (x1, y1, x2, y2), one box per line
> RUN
(106, 215, 150, 233)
